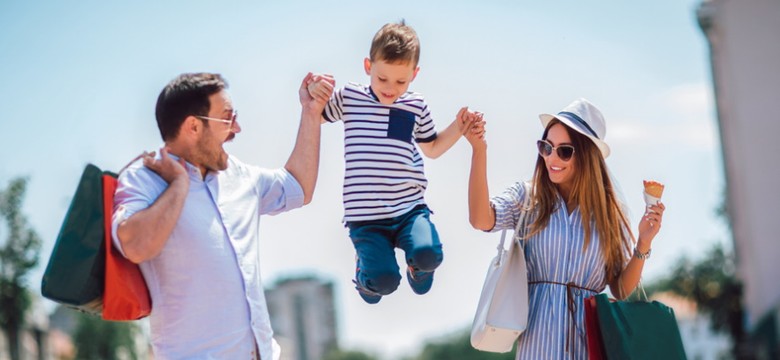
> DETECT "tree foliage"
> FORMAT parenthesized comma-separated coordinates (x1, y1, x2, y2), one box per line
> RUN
(323, 348, 379, 360)
(0, 177, 42, 360)
(646, 243, 745, 356)
(404, 329, 515, 360)
(72, 312, 140, 360)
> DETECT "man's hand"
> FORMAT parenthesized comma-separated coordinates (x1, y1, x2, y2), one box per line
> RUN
(300, 72, 335, 115)
(142, 147, 188, 185)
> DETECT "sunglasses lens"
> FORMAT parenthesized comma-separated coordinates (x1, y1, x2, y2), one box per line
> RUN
(537, 141, 552, 157)
(558, 146, 574, 161)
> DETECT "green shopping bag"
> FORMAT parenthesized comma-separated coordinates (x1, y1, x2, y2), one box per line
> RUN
(41, 164, 116, 314)
(594, 293, 687, 360)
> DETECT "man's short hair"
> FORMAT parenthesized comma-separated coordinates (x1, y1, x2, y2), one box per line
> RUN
(369, 20, 420, 66)
(155, 73, 228, 141)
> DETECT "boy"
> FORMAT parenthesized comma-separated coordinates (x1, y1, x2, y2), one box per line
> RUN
(309, 21, 475, 304)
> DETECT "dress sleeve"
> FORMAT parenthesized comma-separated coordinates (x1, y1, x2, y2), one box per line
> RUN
(489, 181, 527, 232)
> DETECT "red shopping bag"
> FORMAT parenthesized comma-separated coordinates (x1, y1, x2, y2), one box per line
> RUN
(585, 295, 607, 360)
(102, 172, 151, 321)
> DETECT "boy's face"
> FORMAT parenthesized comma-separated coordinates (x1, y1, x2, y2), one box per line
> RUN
(364, 58, 419, 104)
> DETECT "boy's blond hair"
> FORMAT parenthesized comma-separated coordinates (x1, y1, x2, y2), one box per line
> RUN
(369, 20, 420, 66)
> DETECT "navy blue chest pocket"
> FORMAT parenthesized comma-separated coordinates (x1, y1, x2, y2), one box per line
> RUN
(387, 108, 416, 144)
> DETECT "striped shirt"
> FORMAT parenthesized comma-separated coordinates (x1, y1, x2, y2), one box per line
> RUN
(491, 181, 630, 360)
(323, 83, 437, 222)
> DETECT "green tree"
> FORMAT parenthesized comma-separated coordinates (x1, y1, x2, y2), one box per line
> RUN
(405, 329, 515, 360)
(323, 348, 379, 360)
(647, 243, 746, 357)
(72, 312, 140, 360)
(0, 177, 42, 360)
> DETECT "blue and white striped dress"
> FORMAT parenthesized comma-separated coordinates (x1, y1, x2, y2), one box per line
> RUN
(491, 181, 628, 360)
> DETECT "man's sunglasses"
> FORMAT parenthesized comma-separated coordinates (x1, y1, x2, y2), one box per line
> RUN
(196, 110, 238, 128)
(537, 140, 575, 161)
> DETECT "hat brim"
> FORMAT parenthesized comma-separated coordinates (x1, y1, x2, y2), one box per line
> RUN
(539, 113, 611, 158)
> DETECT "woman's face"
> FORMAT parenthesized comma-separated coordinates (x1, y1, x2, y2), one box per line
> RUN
(543, 123, 577, 190)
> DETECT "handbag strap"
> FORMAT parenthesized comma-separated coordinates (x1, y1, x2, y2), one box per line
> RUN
(497, 181, 533, 255)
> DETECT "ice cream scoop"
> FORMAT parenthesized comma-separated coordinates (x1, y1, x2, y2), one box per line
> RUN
(643, 180, 664, 206)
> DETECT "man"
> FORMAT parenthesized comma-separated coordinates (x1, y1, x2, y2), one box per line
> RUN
(111, 72, 334, 359)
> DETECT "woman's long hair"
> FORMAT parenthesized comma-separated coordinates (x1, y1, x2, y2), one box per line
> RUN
(525, 119, 634, 283)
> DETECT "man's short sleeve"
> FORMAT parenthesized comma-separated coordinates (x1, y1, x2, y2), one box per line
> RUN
(111, 164, 166, 257)
(253, 167, 305, 215)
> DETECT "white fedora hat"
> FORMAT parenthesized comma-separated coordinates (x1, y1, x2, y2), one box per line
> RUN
(539, 98, 610, 158)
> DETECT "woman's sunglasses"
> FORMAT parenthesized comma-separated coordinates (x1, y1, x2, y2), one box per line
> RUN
(537, 140, 575, 161)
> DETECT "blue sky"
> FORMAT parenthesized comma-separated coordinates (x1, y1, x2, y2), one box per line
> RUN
(0, 1, 726, 358)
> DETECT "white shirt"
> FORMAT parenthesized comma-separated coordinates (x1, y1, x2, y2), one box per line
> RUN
(322, 83, 437, 222)
(112, 154, 304, 360)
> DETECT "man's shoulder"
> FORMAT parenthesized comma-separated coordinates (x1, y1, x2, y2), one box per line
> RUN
(223, 155, 286, 181)
(222, 154, 254, 178)
(119, 159, 158, 183)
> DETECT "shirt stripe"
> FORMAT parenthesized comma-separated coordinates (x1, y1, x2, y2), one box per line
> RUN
(324, 83, 437, 222)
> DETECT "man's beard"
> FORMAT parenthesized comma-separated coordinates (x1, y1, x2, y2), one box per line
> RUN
(195, 133, 228, 172)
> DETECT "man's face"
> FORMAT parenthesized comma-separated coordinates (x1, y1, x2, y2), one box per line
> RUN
(364, 58, 419, 104)
(193, 90, 240, 173)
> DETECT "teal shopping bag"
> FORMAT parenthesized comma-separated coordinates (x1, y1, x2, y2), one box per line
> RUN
(594, 293, 687, 360)
(41, 164, 116, 314)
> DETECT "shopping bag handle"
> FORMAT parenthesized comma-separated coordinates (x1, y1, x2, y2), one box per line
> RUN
(117, 153, 146, 175)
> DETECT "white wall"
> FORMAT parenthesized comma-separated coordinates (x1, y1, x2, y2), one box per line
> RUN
(697, 0, 780, 328)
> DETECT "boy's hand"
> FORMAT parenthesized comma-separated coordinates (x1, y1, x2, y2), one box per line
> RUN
(307, 73, 335, 102)
(464, 112, 487, 150)
(299, 73, 335, 114)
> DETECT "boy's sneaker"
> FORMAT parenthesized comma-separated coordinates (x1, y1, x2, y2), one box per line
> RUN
(406, 266, 434, 295)
(352, 279, 382, 304)
(354, 258, 381, 304)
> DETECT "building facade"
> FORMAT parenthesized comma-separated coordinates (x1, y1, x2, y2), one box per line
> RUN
(697, 0, 780, 357)
(266, 276, 338, 360)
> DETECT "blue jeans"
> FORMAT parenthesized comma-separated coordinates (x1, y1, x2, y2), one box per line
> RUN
(347, 205, 443, 295)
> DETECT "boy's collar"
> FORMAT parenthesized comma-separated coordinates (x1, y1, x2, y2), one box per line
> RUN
(366, 85, 409, 104)
(367, 85, 380, 102)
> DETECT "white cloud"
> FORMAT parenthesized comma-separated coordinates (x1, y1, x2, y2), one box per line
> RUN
(609, 83, 720, 151)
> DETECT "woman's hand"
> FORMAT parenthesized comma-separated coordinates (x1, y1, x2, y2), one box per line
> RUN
(464, 111, 486, 150)
(637, 202, 665, 246)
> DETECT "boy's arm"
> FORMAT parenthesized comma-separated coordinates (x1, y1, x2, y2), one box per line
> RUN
(418, 107, 471, 159)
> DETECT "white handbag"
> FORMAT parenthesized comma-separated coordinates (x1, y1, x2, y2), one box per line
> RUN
(470, 183, 531, 353)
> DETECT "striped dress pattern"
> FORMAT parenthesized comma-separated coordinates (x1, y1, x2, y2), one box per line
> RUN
(491, 181, 628, 360)
(323, 83, 437, 222)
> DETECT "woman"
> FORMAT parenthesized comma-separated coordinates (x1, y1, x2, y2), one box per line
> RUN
(465, 98, 665, 359)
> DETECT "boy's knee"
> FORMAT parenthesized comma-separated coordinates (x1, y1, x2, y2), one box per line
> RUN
(408, 247, 443, 272)
(364, 271, 401, 295)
